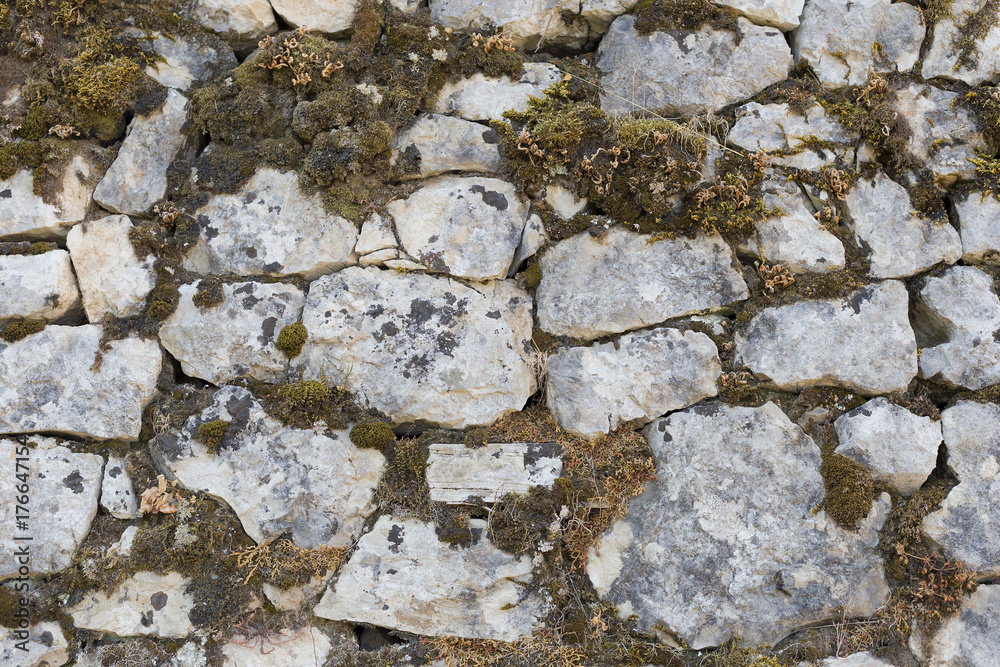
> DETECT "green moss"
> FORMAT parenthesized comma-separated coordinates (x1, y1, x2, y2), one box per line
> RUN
(821, 72, 910, 174)
(27, 241, 54, 255)
(879, 481, 950, 582)
(955, 0, 1000, 70)
(350, 422, 395, 451)
(451, 30, 524, 82)
(0, 140, 50, 181)
(191, 275, 224, 310)
(632, 0, 740, 35)
(0, 586, 24, 628)
(15, 105, 52, 141)
(196, 420, 230, 455)
(523, 258, 543, 290)
(922, 0, 955, 25)
(464, 427, 489, 447)
(1, 319, 45, 343)
(374, 437, 432, 518)
(488, 487, 560, 556)
(820, 452, 876, 528)
(248, 377, 386, 431)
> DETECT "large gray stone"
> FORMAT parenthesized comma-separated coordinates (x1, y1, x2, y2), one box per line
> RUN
(433, 64, 562, 122)
(426, 442, 563, 503)
(954, 192, 1000, 264)
(588, 403, 890, 649)
(924, 0, 1000, 85)
(0, 622, 70, 667)
(715, 0, 805, 29)
(0, 154, 104, 240)
(819, 654, 895, 667)
(70, 572, 194, 638)
(270, 0, 357, 35)
(143, 31, 237, 91)
(749, 179, 845, 274)
(727, 102, 857, 171)
(0, 250, 82, 325)
(924, 584, 1000, 666)
(194, 0, 277, 45)
(222, 627, 333, 667)
(391, 114, 502, 181)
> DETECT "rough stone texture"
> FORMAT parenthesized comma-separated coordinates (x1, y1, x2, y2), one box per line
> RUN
(159, 280, 305, 385)
(182, 168, 358, 279)
(93, 89, 190, 216)
(222, 627, 333, 666)
(924, 0, 1000, 85)
(792, 0, 924, 89)
(355, 213, 397, 256)
(154, 386, 385, 547)
(715, 0, 805, 29)
(66, 215, 157, 321)
(391, 113, 502, 181)
(0, 157, 102, 240)
(263, 572, 333, 611)
(843, 173, 962, 278)
(536, 228, 749, 340)
(298, 267, 535, 428)
(143, 31, 237, 91)
(0, 250, 82, 325)
(0, 622, 70, 667)
(915, 266, 1000, 390)
(749, 179, 845, 273)
(834, 398, 942, 496)
(194, 0, 277, 44)
(270, 0, 358, 35)
(0, 437, 102, 577)
(101, 454, 139, 520)
(544, 183, 588, 220)
(0, 326, 161, 440)
(954, 191, 1000, 264)
(546, 327, 721, 439)
(386, 176, 529, 280)
(588, 403, 890, 649)
(734, 281, 917, 394)
(819, 654, 895, 667)
(727, 102, 857, 170)
(596, 15, 792, 116)
(923, 584, 999, 666)
(314, 516, 545, 640)
(508, 213, 547, 276)
(426, 442, 563, 503)
(922, 402, 1000, 577)
(433, 64, 562, 122)
(70, 572, 194, 638)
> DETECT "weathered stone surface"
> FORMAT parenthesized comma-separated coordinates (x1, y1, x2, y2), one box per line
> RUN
(263, 572, 333, 611)
(922, 402, 1000, 577)
(154, 386, 384, 547)
(596, 15, 792, 116)
(0, 622, 70, 667)
(194, 0, 277, 44)
(222, 627, 333, 666)
(159, 280, 305, 385)
(143, 31, 237, 91)
(915, 266, 1000, 390)
(433, 64, 562, 121)
(734, 281, 917, 394)
(715, 0, 805, 30)
(101, 454, 138, 520)
(355, 213, 397, 256)
(270, 0, 357, 35)
(93, 89, 191, 216)
(536, 228, 748, 340)
(749, 179, 845, 273)
(546, 327, 721, 439)
(0, 250, 82, 324)
(391, 114, 502, 180)
(314, 516, 545, 640)
(792, 0, 923, 89)
(819, 653, 895, 667)
(0, 326, 161, 440)
(182, 168, 358, 279)
(386, 176, 529, 280)
(834, 398, 942, 496)
(0, 437, 102, 577)
(66, 215, 157, 320)
(544, 183, 588, 220)
(70, 572, 194, 638)
(924, 0, 1000, 85)
(508, 213, 547, 277)
(426, 442, 563, 503)
(924, 584, 999, 666)
(298, 267, 535, 428)
(588, 403, 889, 649)
(954, 191, 1000, 264)
(728, 102, 857, 170)
(843, 173, 962, 278)
(0, 156, 103, 240)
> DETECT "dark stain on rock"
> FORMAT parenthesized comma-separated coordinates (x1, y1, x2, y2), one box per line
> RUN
(263, 261, 282, 272)
(107, 465, 121, 478)
(244, 246, 257, 258)
(691, 402, 722, 417)
(234, 284, 253, 295)
(482, 128, 499, 144)
(993, 328, 1000, 343)
(436, 331, 458, 357)
(62, 470, 84, 494)
(486, 310, 501, 319)
(150, 591, 168, 610)
(428, 235, 439, 243)
(408, 299, 436, 327)
(366, 304, 385, 318)
(469, 185, 508, 211)
(259, 316, 277, 343)
(374, 321, 399, 342)
(387, 524, 405, 553)
(140, 610, 153, 627)
(242, 295, 260, 309)
(0, 189, 11, 199)
(848, 286, 875, 314)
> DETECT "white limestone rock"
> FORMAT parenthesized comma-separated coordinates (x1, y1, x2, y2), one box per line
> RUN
(194, 0, 277, 45)
(66, 215, 157, 321)
(819, 653, 895, 666)
(101, 454, 138, 520)
(314, 516, 545, 640)
(143, 31, 237, 91)
(924, 0, 1000, 85)
(159, 280, 305, 385)
(222, 627, 333, 666)
(433, 64, 562, 122)
(270, 0, 358, 35)
(0, 155, 103, 240)
(0, 437, 102, 577)
(715, 0, 805, 29)
(923, 584, 1000, 666)
(0, 250, 82, 325)
(536, 228, 749, 340)
(544, 183, 588, 220)
(954, 191, 1000, 264)
(546, 327, 721, 439)
(727, 102, 858, 171)
(263, 572, 333, 611)
(70, 572, 194, 638)
(182, 168, 358, 279)
(0, 325, 161, 440)
(508, 213, 548, 277)
(426, 442, 563, 503)
(749, 179, 845, 274)
(355, 213, 398, 256)
(391, 114, 502, 180)
(588, 403, 890, 648)
(0, 622, 70, 667)
(735, 281, 917, 394)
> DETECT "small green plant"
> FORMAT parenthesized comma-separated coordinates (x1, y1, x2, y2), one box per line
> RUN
(196, 420, 230, 455)
(0, 319, 45, 343)
(192, 276, 225, 310)
(349, 422, 395, 451)
(275, 321, 307, 358)
(820, 452, 875, 528)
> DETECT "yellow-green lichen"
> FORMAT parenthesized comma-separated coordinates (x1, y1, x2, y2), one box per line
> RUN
(196, 420, 230, 455)
(192, 276, 225, 310)
(1, 319, 46, 343)
(349, 421, 395, 451)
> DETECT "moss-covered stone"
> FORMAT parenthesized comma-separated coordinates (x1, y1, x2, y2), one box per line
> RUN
(820, 452, 876, 529)
(196, 420, 230, 455)
(0, 319, 45, 343)
(274, 321, 307, 358)
(191, 275, 224, 310)
(632, 0, 740, 35)
(350, 421, 395, 451)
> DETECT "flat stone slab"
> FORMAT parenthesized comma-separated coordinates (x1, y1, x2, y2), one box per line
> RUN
(923, 584, 999, 666)
(0, 154, 104, 240)
(750, 179, 845, 273)
(391, 114, 502, 181)
(954, 192, 1000, 264)
(222, 627, 333, 667)
(70, 571, 194, 638)
(715, 0, 805, 29)
(194, 0, 277, 45)
(0, 622, 70, 667)
(0, 250, 82, 324)
(143, 30, 237, 91)
(426, 442, 563, 503)
(270, 0, 357, 34)
(728, 102, 857, 171)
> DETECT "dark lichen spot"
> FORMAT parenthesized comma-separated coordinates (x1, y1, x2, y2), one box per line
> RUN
(63, 471, 84, 494)
(469, 184, 508, 211)
(387, 524, 405, 552)
(192, 276, 224, 310)
(150, 591, 168, 611)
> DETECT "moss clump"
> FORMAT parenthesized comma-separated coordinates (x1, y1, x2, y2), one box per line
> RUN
(489, 487, 560, 556)
(0, 140, 50, 181)
(820, 452, 876, 528)
(451, 30, 523, 82)
(0, 586, 24, 628)
(1, 319, 45, 343)
(350, 422, 395, 451)
(196, 420, 230, 455)
(27, 241, 55, 255)
(192, 275, 225, 310)
(822, 71, 911, 174)
(374, 437, 432, 517)
(249, 377, 386, 431)
(633, 0, 740, 35)
(275, 321, 308, 358)
(955, 0, 1000, 70)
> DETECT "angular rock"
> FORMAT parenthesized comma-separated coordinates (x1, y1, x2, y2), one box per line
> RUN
(358, 248, 398, 267)
(154, 386, 384, 547)
(433, 63, 562, 122)
(314, 516, 545, 640)
(843, 173, 961, 278)
(715, 0, 805, 30)
(194, 0, 277, 45)
(0, 325, 161, 440)
(0, 250, 82, 324)
(391, 113, 502, 181)
(426, 442, 563, 503)
(749, 179, 845, 274)
(386, 176, 529, 280)
(588, 403, 889, 648)
(924, 584, 999, 666)
(182, 168, 358, 279)
(0, 154, 104, 240)
(915, 266, 1000, 390)
(508, 213, 548, 277)
(298, 267, 535, 428)
(727, 102, 857, 171)
(596, 15, 792, 116)
(544, 183, 588, 220)
(922, 402, 1000, 577)
(734, 281, 917, 394)
(355, 213, 397, 256)
(66, 215, 157, 321)
(834, 398, 942, 496)
(70, 572, 194, 638)
(819, 654, 895, 667)
(101, 454, 139, 520)
(222, 627, 333, 666)
(270, 0, 357, 35)
(0, 437, 102, 576)
(954, 191, 1000, 264)
(263, 572, 333, 611)
(924, 0, 1000, 85)
(536, 228, 748, 340)
(546, 327, 721, 439)
(159, 280, 305, 385)
(143, 31, 238, 91)
(0, 622, 70, 667)
(93, 89, 191, 216)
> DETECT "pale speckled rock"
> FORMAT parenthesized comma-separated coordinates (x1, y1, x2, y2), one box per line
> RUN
(433, 64, 562, 121)
(386, 176, 529, 280)
(270, 0, 358, 35)
(101, 454, 138, 520)
(843, 173, 962, 278)
(536, 228, 748, 340)
(915, 266, 1000, 390)
(0, 250, 82, 324)
(263, 572, 333, 611)
(748, 179, 845, 274)
(923, 584, 999, 666)
(0, 326, 161, 440)
(819, 653, 895, 666)
(0, 622, 70, 667)
(182, 168, 358, 279)
(596, 15, 792, 116)
(545, 183, 588, 220)
(715, 0, 805, 29)
(588, 403, 890, 649)
(508, 213, 547, 278)
(924, 0, 1000, 85)
(70, 572, 194, 638)
(391, 114, 502, 181)
(159, 280, 305, 385)
(426, 442, 563, 503)
(546, 327, 720, 439)
(298, 268, 535, 429)
(153, 386, 384, 548)
(0, 437, 102, 577)
(314, 516, 545, 640)
(922, 402, 1000, 577)
(143, 31, 237, 91)
(93, 89, 191, 216)
(735, 281, 917, 394)
(0, 156, 103, 240)
(194, 0, 277, 44)
(355, 213, 397, 256)
(66, 215, 157, 321)
(954, 192, 1000, 264)
(727, 102, 857, 170)
(834, 398, 942, 496)
(222, 627, 333, 666)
